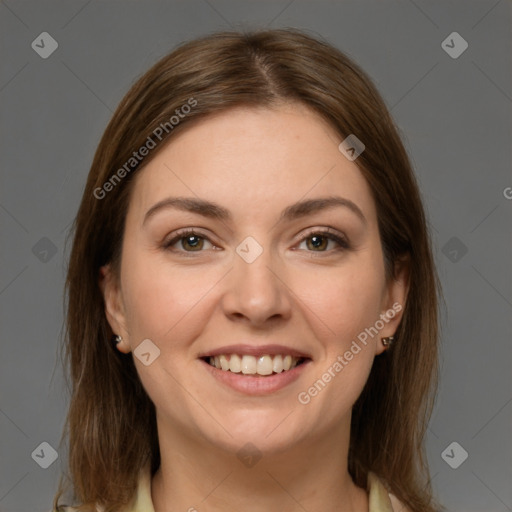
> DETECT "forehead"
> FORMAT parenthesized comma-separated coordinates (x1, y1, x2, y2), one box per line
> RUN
(126, 104, 377, 227)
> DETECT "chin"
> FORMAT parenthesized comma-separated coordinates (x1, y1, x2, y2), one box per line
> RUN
(196, 407, 312, 457)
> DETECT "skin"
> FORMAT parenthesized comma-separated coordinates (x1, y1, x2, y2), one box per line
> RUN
(100, 103, 409, 512)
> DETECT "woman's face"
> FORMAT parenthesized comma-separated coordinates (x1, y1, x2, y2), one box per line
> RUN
(101, 103, 408, 456)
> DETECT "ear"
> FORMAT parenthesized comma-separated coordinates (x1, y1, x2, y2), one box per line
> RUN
(375, 255, 410, 355)
(99, 264, 131, 353)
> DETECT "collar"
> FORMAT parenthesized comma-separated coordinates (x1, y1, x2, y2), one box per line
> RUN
(130, 466, 395, 512)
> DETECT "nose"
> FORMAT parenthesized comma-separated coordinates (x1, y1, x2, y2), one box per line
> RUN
(221, 244, 292, 327)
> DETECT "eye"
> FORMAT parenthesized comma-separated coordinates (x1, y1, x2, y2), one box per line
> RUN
(296, 228, 349, 253)
(162, 229, 215, 253)
(162, 227, 349, 255)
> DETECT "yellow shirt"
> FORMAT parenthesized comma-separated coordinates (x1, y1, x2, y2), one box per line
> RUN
(62, 467, 399, 512)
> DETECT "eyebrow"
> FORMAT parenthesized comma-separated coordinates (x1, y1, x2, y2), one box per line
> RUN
(142, 195, 366, 227)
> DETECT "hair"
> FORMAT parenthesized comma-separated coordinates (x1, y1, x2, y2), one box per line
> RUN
(54, 27, 443, 512)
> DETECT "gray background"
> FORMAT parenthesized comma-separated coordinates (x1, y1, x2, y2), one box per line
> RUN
(1, 1, 511, 511)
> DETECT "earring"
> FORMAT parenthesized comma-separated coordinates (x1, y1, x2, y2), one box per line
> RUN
(113, 334, 122, 345)
(381, 335, 394, 348)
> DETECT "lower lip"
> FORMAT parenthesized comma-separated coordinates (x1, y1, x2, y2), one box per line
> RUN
(200, 359, 311, 395)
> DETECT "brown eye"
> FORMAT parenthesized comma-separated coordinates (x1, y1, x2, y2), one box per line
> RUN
(305, 234, 329, 251)
(297, 230, 349, 252)
(163, 230, 214, 253)
(180, 234, 204, 251)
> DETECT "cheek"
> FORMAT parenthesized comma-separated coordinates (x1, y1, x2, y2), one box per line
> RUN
(294, 266, 383, 419)
(291, 256, 386, 345)
(120, 251, 222, 345)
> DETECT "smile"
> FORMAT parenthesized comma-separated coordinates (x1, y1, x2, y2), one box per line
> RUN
(204, 354, 306, 376)
(198, 344, 312, 394)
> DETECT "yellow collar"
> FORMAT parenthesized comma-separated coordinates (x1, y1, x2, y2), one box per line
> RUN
(129, 466, 395, 512)
(366, 470, 395, 512)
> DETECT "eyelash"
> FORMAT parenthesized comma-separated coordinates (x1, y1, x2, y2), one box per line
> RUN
(296, 228, 350, 253)
(162, 227, 350, 256)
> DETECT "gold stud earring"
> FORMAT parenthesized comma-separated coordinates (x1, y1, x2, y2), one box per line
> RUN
(381, 336, 395, 349)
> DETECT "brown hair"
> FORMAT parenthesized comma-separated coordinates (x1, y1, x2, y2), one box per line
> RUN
(54, 28, 443, 512)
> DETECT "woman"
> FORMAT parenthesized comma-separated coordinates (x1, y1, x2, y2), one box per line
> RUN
(54, 28, 444, 512)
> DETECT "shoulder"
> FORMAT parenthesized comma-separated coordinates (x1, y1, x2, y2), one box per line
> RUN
(389, 492, 414, 512)
(367, 471, 414, 512)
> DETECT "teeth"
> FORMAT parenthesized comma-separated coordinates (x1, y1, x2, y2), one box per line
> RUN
(272, 354, 284, 373)
(257, 355, 273, 375)
(207, 354, 302, 375)
(219, 355, 229, 371)
(241, 355, 257, 374)
(229, 354, 242, 373)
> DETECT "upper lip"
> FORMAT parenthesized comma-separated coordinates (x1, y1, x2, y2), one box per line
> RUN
(198, 344, 312, 360)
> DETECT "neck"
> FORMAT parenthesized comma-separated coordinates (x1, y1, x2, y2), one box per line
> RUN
(151, 415, 369, 512)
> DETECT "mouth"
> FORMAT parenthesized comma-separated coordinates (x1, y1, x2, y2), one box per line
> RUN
(200, 354, 310, 376)
(197, 344, 312, 394)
